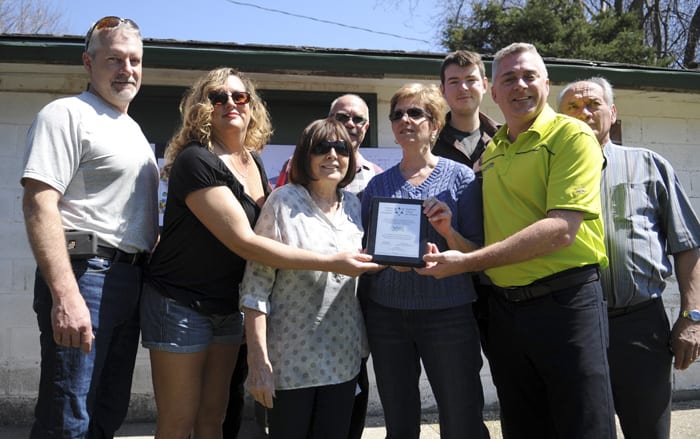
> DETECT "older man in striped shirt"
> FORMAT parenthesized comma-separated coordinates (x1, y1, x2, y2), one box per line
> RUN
(559, 76, 700, 439)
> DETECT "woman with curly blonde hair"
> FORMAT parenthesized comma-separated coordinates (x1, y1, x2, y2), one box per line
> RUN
(141, 67, 377, 439)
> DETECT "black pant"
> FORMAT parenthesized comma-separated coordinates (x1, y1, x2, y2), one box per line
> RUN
(472, 275, 493, 358)
(268, 377, 358, 439)
(347, 358, 369, 439)
(249, 367, 365, 439)
(488, 277, 616, 439)
(223, 344, 248, 438)
(608, 298, 672, 439)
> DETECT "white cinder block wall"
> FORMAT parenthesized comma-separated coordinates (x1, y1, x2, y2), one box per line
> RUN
(1, 67, 699, 425)
(1, 93, 56, 422)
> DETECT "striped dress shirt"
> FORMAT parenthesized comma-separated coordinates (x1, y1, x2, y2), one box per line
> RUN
(600, 141, 700, 308)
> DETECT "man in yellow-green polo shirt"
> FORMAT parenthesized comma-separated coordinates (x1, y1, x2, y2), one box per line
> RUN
(420, 43, 616, 439)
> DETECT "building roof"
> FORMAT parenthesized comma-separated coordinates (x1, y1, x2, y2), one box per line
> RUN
(2, 34, 699, 93)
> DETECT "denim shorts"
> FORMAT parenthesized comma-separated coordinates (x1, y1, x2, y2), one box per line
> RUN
(140, 282, 244, 353)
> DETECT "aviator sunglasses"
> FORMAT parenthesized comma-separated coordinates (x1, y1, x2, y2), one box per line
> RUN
(208, 91, 252, 106)
(85, 16, 139, 51)
(389, 107, 432, 122)
(310, 140, 351, 157)
(333, 112, 368, 126)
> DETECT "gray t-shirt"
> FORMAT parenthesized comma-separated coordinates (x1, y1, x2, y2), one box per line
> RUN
(22, 91, 159, 253)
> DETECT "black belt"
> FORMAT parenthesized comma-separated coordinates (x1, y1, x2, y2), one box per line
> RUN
(92, 245, 149, 266)
(493, 265, 600, 303)
(150, 283, 238, 317)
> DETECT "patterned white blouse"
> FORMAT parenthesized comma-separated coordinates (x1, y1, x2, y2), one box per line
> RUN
(240, 184, 368, 390)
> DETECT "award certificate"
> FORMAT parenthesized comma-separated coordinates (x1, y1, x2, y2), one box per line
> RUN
(367, 197, 428, 267)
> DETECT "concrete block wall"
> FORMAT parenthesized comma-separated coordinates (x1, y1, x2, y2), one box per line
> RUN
(612, 90, 700, 215)
(0, 93, 44, 423)
(1, 77, 699, 424)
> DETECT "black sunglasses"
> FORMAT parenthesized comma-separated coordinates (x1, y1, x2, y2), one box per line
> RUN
(310, 140, 351, 157)
(208, 91, 251, 106)
(85, 16, 139, 51)
(333, 112, 367, 126)
(389, 107, 432, 122)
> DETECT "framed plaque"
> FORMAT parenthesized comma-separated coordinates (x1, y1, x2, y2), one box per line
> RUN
(366, 197, 428, 267)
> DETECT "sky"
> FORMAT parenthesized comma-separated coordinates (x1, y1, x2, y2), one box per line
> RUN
(50, 0, 444, 53)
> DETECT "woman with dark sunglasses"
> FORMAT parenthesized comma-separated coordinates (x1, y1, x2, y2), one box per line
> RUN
(240, 118, 367, 438)
(359, 83, 490, 438)
(140, 68, 376, 439)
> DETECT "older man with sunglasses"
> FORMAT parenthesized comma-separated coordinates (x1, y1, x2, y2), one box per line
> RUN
(275, 94, 382, 194)
(21, 16, 158, 438)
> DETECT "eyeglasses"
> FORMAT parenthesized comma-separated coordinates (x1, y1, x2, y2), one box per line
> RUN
(208, 91, 251, 106)
(389, 107, 432, 122)
(332, 112, 368, 126)
(310, 140, 351, 157)
(85, 16, 139, 51)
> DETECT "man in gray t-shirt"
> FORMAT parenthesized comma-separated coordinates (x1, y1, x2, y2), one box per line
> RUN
(21, 16, 158, 438)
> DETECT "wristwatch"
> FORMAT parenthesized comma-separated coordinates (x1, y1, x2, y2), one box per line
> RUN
(681, 309, 700, 322)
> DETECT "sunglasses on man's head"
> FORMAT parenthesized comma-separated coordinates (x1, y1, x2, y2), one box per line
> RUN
(310, 140, 351, 157)
(389, 107, 432, 122)
(208, 91, 251, 106)
(85, 16, 139, 51)
(333, 112, 367, 126)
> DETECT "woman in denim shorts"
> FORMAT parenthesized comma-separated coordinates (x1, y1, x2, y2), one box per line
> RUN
(141, 68, 377, 438)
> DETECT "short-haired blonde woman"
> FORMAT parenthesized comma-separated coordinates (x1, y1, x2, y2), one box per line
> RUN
(241, 118, 367, 438)
(360, 83, 489, 438)
(141, 68, 375, 439)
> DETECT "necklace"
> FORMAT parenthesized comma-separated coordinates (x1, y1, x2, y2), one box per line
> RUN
(215, 143, 251, 183)
(229, 154, 251, 183)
